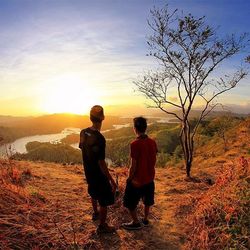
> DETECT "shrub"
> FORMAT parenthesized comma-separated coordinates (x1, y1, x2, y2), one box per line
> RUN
(156, 151, 171, 168)
(15, 142, 82, 164)
(106, 137, 133, 166)
(0, 164, 31, 186)
(155, 127, 180, 154)
(173, 145, 183, 161)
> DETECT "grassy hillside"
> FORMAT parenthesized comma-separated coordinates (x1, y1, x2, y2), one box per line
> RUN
(0, 118, 249, 249)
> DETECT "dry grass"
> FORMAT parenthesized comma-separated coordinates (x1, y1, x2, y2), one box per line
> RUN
(183, 157, 250, 250)
(1, 156, 249, 249)
(0, 160, 171, 250)
(0, 118, 249, 249)
(0, 160, 66, 249)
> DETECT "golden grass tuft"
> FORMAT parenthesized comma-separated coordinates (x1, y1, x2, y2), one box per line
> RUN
(184, 157, 250, 250)
(0, 160, 54, 249)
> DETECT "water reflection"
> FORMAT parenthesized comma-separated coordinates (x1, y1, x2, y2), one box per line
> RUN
(0, 128, 80, 156)
(0, 124, 131, 156)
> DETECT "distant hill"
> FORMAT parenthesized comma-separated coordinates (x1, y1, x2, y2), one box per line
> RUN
(1, 113, 130, 130)
(0, 113, 131, 143)
(153, 109, 249, 118)
(0, 115, 32, 125)
(1, 109, 248, 128)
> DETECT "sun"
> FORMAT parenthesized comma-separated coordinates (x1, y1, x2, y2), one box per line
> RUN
(40, 74, 101, 115)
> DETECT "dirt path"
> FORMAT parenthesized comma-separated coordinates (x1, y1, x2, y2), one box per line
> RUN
(12, 160, 212, 250)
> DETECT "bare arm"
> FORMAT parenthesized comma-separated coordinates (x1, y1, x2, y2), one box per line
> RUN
(128, 157, 137, 181)
(79, 131, 85, 149)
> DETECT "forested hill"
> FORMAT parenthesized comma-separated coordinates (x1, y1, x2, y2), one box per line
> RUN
(10, 116, 249, 168)
(0, 112, 248, 144)
(0, 113, 130, 143)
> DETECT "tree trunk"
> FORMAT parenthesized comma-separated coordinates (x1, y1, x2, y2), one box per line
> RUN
(186, 159, 192, 178)
(180, 120, 194, 178)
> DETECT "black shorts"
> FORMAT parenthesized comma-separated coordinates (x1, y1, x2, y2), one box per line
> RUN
(123, 180, 155, 210)
(88, 179, 114, 207)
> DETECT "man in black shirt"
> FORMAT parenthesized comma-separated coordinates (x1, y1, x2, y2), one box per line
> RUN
(79, 105, 116, 233)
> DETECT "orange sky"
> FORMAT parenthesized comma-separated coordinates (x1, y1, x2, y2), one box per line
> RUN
(0, 1, 249, 116)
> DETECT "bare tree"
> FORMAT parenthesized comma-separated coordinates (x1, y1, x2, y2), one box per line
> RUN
(135, 6, 249, 177)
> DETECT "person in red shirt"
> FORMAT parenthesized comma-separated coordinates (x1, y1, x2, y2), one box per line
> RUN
(122, 116, 158, 230)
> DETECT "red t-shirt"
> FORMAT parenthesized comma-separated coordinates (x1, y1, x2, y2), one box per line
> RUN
(130, 135, 158, 186)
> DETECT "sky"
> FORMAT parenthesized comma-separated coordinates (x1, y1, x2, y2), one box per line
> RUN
(0, 0, 249, 116)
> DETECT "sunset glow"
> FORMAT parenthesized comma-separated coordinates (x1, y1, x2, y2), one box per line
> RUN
(0, 0, 249, 116)
(40, 74, 101, 115)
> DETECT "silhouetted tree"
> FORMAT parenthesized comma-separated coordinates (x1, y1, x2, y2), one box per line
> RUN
(135, 6, 249, 177)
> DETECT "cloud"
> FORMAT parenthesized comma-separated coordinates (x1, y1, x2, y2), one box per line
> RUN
(0, 12, 154, 102)
(0, 1, 249, 116)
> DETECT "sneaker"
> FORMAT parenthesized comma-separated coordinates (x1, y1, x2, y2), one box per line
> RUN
(141, 219, 150, 227)
(122, 222, 143, 230)
(97, 223, 116, 234)
(92, 212, 99, 221)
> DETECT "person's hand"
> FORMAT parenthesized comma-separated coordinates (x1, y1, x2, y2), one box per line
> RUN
(131, 179, 140, 188)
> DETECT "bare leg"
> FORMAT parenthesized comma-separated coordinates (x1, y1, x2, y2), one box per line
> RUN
(129, 208, 140, 224)
(100, 206, 107, 225)
(91, 198, 98, 214)
(144, 206, 150, 221)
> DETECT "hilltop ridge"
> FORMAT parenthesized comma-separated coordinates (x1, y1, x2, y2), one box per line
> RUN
(0, 118, 249, 249)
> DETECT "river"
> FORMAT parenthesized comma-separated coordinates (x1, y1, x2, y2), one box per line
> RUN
(0, 124, 131, 157)
(0, 128, 81, 156)
(0, 118, 173, 157)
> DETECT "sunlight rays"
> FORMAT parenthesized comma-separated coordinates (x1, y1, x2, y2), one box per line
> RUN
(40, 74, 101, 115)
